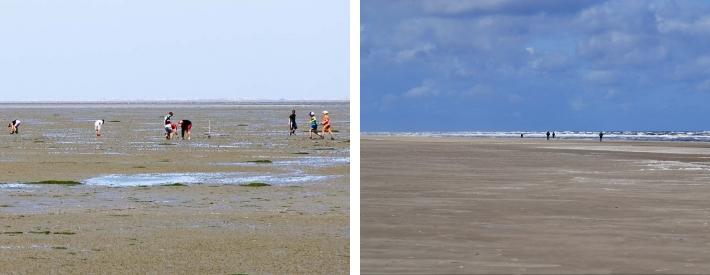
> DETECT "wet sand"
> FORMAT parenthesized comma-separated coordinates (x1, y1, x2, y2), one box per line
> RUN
(0, 102, 349, 274)
(362, 136, 710, 274)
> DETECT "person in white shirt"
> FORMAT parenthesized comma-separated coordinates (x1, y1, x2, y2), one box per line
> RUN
(95, 120, 105, 137)
(7, 120, 20, 134)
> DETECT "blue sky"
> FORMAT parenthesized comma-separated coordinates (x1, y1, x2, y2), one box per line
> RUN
(0, 0, 348, 101)
(362, 0, 710, 131)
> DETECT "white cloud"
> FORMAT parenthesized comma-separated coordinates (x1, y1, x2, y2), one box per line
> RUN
(404, 81, 440, 98)
(395, 43, 436, 62)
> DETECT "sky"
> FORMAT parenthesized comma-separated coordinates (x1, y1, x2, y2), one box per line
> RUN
(0, 0, 348, 101)
(362, 0, 710, 132)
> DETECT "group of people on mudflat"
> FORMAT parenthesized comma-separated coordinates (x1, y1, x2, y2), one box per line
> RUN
(163, 112, 192, 140)
(7, 109, 336, 141)
(288, 109, 336, 140)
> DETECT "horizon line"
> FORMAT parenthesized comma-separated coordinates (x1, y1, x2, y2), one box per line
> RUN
(0, 99, 350, 104)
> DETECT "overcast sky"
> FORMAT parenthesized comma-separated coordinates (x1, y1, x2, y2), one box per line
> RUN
(362, 0, 710, 131)
(0, 0, 348, 101)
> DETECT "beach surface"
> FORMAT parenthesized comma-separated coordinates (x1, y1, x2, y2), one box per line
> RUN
(362, 136, 710, 274)
(0, 102, 349, 274)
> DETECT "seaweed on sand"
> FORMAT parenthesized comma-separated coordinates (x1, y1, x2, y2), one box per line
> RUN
(239, 182, 271, 187)
(162, 183, 187, 187)
(246, 160, 272, 164)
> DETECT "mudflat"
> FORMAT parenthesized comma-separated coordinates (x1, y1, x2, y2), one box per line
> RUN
(362, 136, 710, 274)
(0, 102, 349, 274)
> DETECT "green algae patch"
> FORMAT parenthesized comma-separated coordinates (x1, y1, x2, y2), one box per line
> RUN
(246, 159, 272, 164)
(27, 180, 81, 186)
(162, 183, 187, 187)
(240, 182, 271, 187)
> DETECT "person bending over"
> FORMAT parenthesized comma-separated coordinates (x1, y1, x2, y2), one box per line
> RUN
(8, 120, 20, 134)
(179, 120, 192, 140)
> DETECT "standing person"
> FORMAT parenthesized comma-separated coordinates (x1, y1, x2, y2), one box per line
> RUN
(7, 120, 20, 134)
(289, 110, 298, 136)
(546, 131, 551, 140)
(164, 112, 174, 140)
(320, 110, 335, 140)
(94, 119, 105, 137)
(552, 132, 556, 139)
(179, 120, 192, 140)
(599, 132, 604, 142)
(308, 112, 322, 139)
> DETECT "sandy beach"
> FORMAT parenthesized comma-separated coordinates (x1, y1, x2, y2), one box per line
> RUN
(0, 102, 349, 274)
(362, 136, 710, 274)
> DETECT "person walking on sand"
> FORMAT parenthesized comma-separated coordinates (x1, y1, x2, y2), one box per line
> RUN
(546, 131, 551, 140)
(552, 132, 556, 139)
(599, 132, 604, 142)
(309, 112, 322, 139)
(94, 119, 104, 137)
(179, 120, 192, 140)
(320, 111, 335, 140)
(289, 110, 298, 136)
(7, 120, 20, 134)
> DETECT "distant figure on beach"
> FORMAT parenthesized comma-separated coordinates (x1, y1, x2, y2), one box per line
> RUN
(164, 112, 174, 140)
(179, 120, 192, 140)
(94, 119, 104, 137)
(520, 133, 524, 138)
(309, 112, 323, 139)
(546, 131, 551, 140)
(289, 110, 298, 136)
(599, 132, 604, 142)
(7, 120, 20, 134)
(552, 132, 556, 139)
(321, 111, 335, 140)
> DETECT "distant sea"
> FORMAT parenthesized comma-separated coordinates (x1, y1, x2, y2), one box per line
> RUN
(363, 131, 710, 142)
